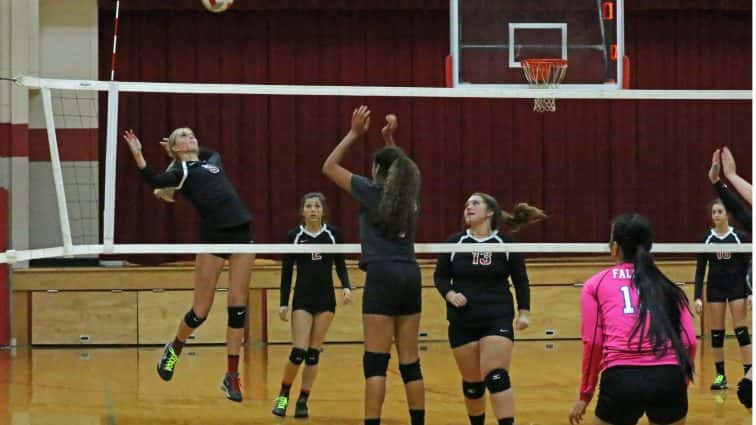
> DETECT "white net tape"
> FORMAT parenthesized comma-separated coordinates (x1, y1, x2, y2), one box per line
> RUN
(2, 76, 751, 265)
(16, 76, 751, 100)
(0, 243, 752, 265)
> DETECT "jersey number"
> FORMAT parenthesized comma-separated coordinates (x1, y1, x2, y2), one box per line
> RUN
(716, 251, 732, 260)
(312, 253, 322, 261)
(619, 285, 636, 314)
(472, 252, 492, 266)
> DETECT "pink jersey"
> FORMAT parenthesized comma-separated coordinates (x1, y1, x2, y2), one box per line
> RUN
(578, 262, 697, 404)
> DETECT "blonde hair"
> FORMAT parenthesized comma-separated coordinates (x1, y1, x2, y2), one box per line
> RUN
(165, 127, 195, 160)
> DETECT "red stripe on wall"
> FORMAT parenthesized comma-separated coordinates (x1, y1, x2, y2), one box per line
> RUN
(0, 189, 8, 346)
(0, 123, 29, 158)
(29, 129, 99, 161)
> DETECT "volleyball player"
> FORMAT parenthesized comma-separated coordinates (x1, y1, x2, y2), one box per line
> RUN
(693, 199, 751, 390)
(123, 128, 254, 403)
(709, 147, 753, 408)
(272, 192, 352, 418)
(322, 107, 425, 425)
(434, 194, 545, 425)
(569, 214, 697, 425)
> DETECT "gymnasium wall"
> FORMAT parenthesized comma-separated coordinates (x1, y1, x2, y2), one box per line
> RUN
(96, 1, 751, 264)
(1, 0, 99, 256)
(29, 1, 100, 249)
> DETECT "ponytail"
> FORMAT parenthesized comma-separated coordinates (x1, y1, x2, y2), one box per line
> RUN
(473, 194, 546, 232)
(500, 202, 547, 231)
(615, 215, 693, 380)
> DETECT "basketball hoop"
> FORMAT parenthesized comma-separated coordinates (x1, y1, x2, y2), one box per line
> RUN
(521, 59, 568, 112)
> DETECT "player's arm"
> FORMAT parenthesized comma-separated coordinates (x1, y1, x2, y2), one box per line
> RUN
(578, 280, 604, 405)
(322, 106, 369, 193)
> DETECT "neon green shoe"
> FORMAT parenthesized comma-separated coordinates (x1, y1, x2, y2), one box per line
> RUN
(710, 374, 728, 390)
(156, 343, 179, 381)
(272, 395, 289, 416)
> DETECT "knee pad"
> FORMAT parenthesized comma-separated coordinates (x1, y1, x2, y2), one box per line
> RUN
(711, 329, 726, 348)
(227, 306, 247, 329)
(289, 347, 306, 365)
(498, 418, 514, 425)
(399, 359, 423, 383)
(183, 309, 207, 329)
(363, 351, 391, 379)
(305, 348, 320, 365)
(484, 368, 511, 394)
(462, 380, 485, 399)
(735, 327, 751, 347)
(738, 378, 752, 409)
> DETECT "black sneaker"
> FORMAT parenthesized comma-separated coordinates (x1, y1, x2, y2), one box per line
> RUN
(156, 343, 179, 381)
(710, 374, 728, 390)
(272, 395, 289, 416)
(294, 400, 309, 418)
(220, 372, 243, 402)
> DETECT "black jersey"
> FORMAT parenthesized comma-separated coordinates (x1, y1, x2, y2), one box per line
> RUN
(280, 224, 351, 308)
(714, 181, 752, 232)
(434, 230, 530, 326)
(694, 227, 751, 300)
(139, 149, 252, 229)
(349, 175, 416, 269)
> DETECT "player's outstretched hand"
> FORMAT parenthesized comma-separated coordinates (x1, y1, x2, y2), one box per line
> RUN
(721, 146, 737, 178)
(708, 148, 721, 184)
(123, 129, 142, 154)
(381, 113, 398, 146)
(350, 105, 371, 137)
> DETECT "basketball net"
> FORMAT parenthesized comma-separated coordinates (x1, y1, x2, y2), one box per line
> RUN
(521, 59, 568, 112)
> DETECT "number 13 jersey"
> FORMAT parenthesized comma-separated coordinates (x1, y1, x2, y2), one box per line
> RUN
(434, 230, 530, 327)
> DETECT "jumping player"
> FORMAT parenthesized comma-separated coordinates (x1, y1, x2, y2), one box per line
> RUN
(124, 128, 254, 403)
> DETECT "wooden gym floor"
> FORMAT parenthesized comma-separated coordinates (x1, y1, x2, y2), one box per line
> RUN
(0, 340, 751, 425)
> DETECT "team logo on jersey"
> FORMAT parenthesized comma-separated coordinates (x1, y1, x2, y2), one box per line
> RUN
(716, 251, 732, 260)
(201, 164, 220, 174)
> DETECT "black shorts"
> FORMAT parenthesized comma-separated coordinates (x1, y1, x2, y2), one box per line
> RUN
(448, 318, 514, 348)
(292, 298, 336, 314)
(706, 283, 748, 303)
(362, 261, 421, 316)
(596, 365, 688, 425)
(200, 222, 254, 259)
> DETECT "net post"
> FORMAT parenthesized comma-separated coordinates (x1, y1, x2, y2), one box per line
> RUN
(103, 83, 119, 254)
(40, 87, 74, 257)
(449, 0, 460, 88)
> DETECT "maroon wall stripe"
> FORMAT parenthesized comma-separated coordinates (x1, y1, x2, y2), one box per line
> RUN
(29, 129, 99, 162)
(0, 124, 29, 158)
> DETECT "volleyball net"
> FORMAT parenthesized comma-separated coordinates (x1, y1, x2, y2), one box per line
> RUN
(1, 75, 751, 264)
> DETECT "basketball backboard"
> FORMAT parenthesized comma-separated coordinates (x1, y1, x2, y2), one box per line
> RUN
(450, 0, 624, 89)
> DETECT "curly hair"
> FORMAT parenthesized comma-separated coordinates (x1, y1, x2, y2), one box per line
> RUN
(371, 146, 421, 237)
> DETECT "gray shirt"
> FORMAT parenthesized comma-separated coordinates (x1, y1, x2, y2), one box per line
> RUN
(350, 175, 416, 269)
